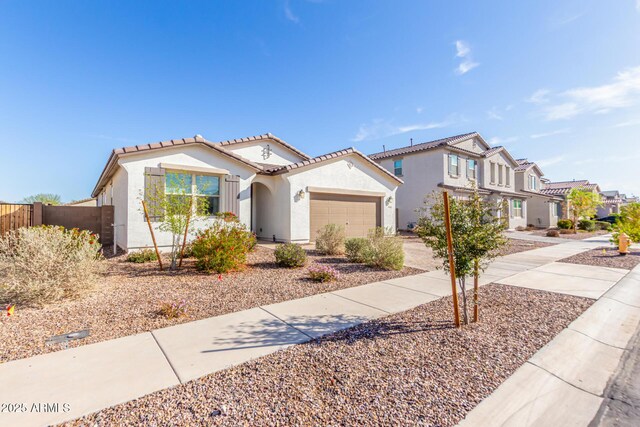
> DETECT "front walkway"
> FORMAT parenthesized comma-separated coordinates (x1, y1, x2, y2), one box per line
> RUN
(0, 236, 619, 426)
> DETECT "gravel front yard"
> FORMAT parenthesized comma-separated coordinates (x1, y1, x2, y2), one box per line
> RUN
(559, 246, 640, 270)
(61, 284, 592, 427)
(0, 247, 421, 363)
(498, 239, 556, 255)
(531, 229, 609, 240)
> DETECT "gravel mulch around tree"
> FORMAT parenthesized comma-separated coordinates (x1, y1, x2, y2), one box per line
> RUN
(531, 229, 609, 240)
(498, 239, 556, 255)
(559, 246, 640, 270)
(60, 285, 592, 427)
(0, 247, 421, 364)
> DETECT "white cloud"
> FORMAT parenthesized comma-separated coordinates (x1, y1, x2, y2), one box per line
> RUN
(454, 40, 479, 75)
(530, 128, 570, 139)
(613, 119, 640, 128)
(526, 89, 551, 104)
(284, 0, 300, 23)
(637, 0, 640, 12)
(537, 155, 565, 167)
(487, 107, 503, 120)
(543, 66, 640, 120)
(352, 118, 452, 142)
(416, 106, 424, 114)
(488, 136, 519, 145)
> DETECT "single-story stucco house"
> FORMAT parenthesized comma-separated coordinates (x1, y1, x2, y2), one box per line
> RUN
(92, 133, 401, 251)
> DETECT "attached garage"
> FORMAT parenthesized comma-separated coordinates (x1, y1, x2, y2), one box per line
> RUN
(309, 192, 381, 241)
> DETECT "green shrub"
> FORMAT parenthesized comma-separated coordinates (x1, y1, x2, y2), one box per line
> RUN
(360, 227, 404, 271)
(345, 237, 369, 263)
(0, 226, 103, 307)
(595, 221, 612, 231)
(612, 202, 640, 244)
(308, 265, 340, 282)
(158, 299, 187, 319)
(126, 249, 158, 263)
(315, 223, 345, 255)
(578, 219, 596, 232)
(274, 243, 307, 268)
(192, 221, 256, 273)
(557, 219, 573, 229)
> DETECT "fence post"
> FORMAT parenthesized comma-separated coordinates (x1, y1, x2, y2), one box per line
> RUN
(33, 202, 43, 226)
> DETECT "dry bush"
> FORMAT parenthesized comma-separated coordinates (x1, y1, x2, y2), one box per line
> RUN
(315, 224, 345, 255)
(0, 226, 103, 307)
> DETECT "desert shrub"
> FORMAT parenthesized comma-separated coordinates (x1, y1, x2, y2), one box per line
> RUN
(181, 243, 194, 258)
(215, 211, 239, 222)
(308, 265, 341, 282)
(559, 229, 573, 234)
(361, 227, 405, 271)
(546, 229, 560, 237)
(126, 248, 158, 263)
(612, 202, 640, 244)
(0, 226, 103, 307)
(515, 226, 526, 232)
(557, 219, 573, 230)
(578, 219, 596, 232)
(192, 221, 256, 273)
(595, 221, 612, 231)
(345, 237, 369, 263)
(315, 224, 345, 255)
(274, 243, 307, 268)
(158, 300, 187, 319)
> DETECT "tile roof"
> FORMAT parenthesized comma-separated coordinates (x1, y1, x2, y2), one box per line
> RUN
(265, 147, 403, 184)
(368, 132, 480, 160)
(481, 146, 504, 157)
(540, 180, 599, 196)
(514, 160, 534, 171)
(216, 133, 311, 160)
(543, 180, 590, 190)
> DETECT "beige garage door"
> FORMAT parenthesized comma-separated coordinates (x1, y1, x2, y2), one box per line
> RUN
(310, 193, 381, 241)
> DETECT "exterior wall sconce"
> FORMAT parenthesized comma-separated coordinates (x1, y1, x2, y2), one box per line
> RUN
(297, 189, 306, 199)
(386, 196, 394, 207)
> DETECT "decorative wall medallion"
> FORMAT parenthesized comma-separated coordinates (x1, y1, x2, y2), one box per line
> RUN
(347, 160, 354, 169)
(262, 144, 272, 160)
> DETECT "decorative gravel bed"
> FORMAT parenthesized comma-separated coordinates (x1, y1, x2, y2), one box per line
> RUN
(498, 239, 555, 255)
(61, 285, 592, 427)
(531, 229, 609, 240)
(0, 247, 421, 363)
(559, 246, 640, 270)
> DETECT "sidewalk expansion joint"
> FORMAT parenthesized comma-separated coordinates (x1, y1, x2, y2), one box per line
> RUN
(258, 307, 314, 340)
(381, 281, 442, 298)
(566, 327, 629, 351)
(328, 292, 391, 314)
(525, 361, 603, 398)
(601, 295, 640, 309)
(150, 330, 183, 384)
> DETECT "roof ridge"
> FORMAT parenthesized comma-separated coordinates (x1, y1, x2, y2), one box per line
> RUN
(369, 132, 479, 159)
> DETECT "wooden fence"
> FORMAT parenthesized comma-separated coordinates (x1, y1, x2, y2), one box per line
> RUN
(0, 204, 33, 234)
(0, 203, 114, 246)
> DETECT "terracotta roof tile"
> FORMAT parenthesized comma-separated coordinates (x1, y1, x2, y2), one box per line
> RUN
(369, 132, 479, 160)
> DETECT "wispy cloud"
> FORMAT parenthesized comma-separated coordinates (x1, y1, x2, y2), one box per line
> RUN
(637, 0, 640, 12)
(541, 66, 640, 120)
(613, 119, 640, 128)
(530, 128, 570, 139)
(284, 0, 300, 23)
(416, 106, 424, 114)
(537, 155, 565, 167)
(352, 118, 453, 142)
(486, 107, 503, 120)
(488, 136, 519, 145)
(454, 40, 479, 75)
(526, 89, 551, 104)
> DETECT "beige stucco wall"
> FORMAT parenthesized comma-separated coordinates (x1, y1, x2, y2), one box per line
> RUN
(224, 139, 305, 166)
(528, 194, 559, 228)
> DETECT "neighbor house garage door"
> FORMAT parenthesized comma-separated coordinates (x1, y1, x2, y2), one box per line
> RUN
(310, 193, 381, 241)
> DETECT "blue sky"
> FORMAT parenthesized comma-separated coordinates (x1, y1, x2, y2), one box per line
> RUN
(1, 0, 639, 202)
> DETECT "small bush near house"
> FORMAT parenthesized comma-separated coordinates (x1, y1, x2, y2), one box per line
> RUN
(345, 237, 369, 263)
(515, 226, 526, 232)
(360, 227, 405, 271)
(215, 211, 239, 223)
(578, 219, 596, 232)
(192, 221, 256, 273)
(181, 243, 194, 258)
(560, 229, 574, 234)
(595, 221, 612, 231)
(158, 300, 187, 319)
(308, 265, 341, 282)
(126, 249, 158, 263)
(315, 224, 346, 255)
(0, 226, 103, 307)
(546, 229, 560, 237)
(274, 243, 307, 268)
(557, 219, 573, 230)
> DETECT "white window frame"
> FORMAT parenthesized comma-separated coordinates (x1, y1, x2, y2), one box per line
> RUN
(498, 164, 504, 186)
(448, 154, 459, 176)
(467, 159, 476, 179)
(505, 166, 511, 187)
(393, 159, 403, 177)
(490, 162, 496, 184)
(513, 199, 522, 218)
(529, 175, 537, 190)
(165, 171, 222, 216)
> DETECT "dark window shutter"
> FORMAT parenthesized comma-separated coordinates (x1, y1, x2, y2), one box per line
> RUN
(222, 175, 240, 216)
(144, 167, 165, 221)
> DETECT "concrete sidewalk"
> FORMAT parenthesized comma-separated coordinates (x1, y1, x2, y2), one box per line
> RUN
(458, 263, 640, 427)
(0, 236, 614, 426)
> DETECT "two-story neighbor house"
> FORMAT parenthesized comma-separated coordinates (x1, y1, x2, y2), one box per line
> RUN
(369, 132, 528, 230)
(539, 180, 601, 220)
(92, 133, 401, 251)
(514, 159, 562, 228)
(597, 190, 624, 218)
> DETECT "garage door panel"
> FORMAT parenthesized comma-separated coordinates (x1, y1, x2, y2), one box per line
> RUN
(310, 193, 381, 240)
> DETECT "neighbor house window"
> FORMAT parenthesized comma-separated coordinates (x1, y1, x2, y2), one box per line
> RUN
(529, 175, 537, 190)
(490, 162, 496, 184)
(448, 154, 459, 176)
(165, 172, 220, 216)
(498, 164, 504, 185)
(505, 167, 511, 186)
(467, 159, 476, 179)
(393, 159, 403, 176)
(513, 199, 522, 217)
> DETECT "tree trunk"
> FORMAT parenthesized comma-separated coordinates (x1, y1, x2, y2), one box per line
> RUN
(473, 259, 479, 322)
(458, 276, 469, 325)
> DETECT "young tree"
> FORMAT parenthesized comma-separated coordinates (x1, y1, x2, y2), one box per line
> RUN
(416, 189, 507, 325)
(143, 173, 210, 270)
(21, 193, 62, 205)
(566, 188, 603, 233)
(612, 202, 640, 244)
